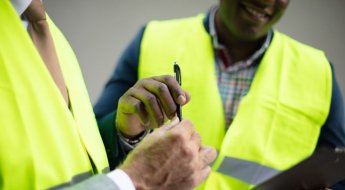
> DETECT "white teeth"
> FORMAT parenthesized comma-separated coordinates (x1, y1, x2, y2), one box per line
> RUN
(245, 7, 266, 19)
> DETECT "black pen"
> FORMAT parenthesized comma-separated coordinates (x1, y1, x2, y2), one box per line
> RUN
(174, 62, 182, 121)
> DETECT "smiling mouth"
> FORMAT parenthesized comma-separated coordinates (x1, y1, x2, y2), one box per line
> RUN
(241, 3, 272, 22)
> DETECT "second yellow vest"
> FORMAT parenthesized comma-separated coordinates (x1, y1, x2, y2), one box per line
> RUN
(139, 15, 332, 189)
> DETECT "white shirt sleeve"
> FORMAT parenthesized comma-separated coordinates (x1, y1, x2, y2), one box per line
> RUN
(10, 0, 31, 29)
(107, 169, 136, 190)
(10, 0, 31, 15)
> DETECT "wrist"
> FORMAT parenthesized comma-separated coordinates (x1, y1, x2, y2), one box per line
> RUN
(115, 116, 146, 139)
(118, 129, 146, 140)
(118, 129, 152, 146)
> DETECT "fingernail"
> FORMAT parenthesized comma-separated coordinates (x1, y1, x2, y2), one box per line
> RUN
(162, 118, 179, 130)
(170, 117, 179, 125)
(204, 148, 217, 163)
(177, 95, 186, 104)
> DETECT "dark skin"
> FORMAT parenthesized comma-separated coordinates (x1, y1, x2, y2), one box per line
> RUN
(217, 0, 289, 63)
(116, 0, 289, 138)
(116, 75, 190, 138)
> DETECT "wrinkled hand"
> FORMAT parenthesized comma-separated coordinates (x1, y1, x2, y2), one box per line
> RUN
(116, 75, 190, 138)
(119, 119, 217, 190)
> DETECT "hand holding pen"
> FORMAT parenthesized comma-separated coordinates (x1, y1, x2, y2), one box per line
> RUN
(116, 72, 190, 138)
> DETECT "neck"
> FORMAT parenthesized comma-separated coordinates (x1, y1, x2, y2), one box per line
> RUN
(215, 12, 266, 63)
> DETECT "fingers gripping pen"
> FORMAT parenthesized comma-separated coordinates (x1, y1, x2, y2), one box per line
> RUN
(174, 62, 182, 121)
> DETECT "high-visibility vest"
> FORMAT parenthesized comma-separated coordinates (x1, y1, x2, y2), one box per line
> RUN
(0, 1, 109, 189)
(139, 15, 332, 189)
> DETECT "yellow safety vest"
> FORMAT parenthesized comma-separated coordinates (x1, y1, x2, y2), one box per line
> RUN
(139, 15, 332, 189)
(0, 1, 109, 189)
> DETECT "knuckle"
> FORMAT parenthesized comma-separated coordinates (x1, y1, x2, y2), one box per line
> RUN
(172, 87, 183, 96)
(137, 78, 151, 87)
(141, 78, 151, 83)
(163, 75, 174, 82)
(180, 143, 196, 159)
(134, 101, 144, 112)
(165, 75, 178, 86)
(125, 87, 137, 96)
(118, 94, 133, 108)
(156, 83, 169, 93)
(118, 95, 125, 103)
(145, 94, 157, 104)
(171, 131, 186, 143)
(182, 147, 195, 159)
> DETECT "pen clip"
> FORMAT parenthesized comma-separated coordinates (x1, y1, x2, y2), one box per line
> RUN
(174, 62, 181, 86)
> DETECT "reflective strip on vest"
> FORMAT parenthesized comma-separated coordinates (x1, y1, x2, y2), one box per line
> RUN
(217, 156, 280, 185)
(49, 171, 93, 190)
(49, 167, 110, 189)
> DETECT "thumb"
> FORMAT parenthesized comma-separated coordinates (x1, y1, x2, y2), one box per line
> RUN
(160, 117, 179, 131)
(199, 146, 217, 166)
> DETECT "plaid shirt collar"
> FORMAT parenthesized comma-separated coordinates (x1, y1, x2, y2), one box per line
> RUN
(208, 6, 272, 73)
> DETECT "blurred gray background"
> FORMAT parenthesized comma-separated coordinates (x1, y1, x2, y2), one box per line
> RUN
(44, 0, 345, 104)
